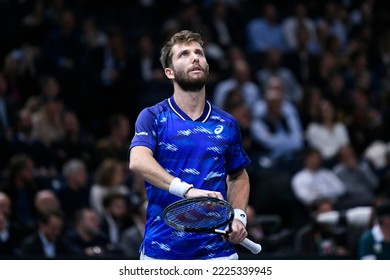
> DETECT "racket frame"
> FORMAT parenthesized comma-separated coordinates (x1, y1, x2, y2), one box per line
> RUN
(163, 196, 234, 233)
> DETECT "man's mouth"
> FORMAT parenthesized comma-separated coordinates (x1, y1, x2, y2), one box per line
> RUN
(190, 66, 203, 72)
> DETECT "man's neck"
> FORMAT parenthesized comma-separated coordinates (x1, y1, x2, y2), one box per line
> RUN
(173, 89, 206, 121)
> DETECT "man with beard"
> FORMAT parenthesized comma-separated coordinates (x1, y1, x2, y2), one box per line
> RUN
(129, 30, 251, 260)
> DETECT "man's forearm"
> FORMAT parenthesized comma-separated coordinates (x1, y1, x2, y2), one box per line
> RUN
(227, 169, 250, 211)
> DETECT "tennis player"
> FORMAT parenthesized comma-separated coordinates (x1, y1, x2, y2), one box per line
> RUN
(129, 30, 251, 260)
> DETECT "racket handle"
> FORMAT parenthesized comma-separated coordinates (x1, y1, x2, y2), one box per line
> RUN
(240, 238, 262, 254)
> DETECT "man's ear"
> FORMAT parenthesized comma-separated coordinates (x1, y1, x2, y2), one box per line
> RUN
(165, 68, 174, 79)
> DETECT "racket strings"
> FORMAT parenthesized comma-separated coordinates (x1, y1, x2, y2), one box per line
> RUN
(165, 200, 231, 230)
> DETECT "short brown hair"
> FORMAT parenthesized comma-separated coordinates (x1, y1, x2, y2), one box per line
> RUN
(159, 30, 204, 69)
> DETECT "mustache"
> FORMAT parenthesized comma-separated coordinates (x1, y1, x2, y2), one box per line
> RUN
(189, 64, 209, 74)
(189, 64, 205, 71)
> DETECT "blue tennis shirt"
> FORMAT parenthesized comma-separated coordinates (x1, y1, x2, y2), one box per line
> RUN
(130, 96, 251, 259)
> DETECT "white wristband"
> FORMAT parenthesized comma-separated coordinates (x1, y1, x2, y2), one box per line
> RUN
(234, 209, 247, 227)
(169, 178, 193, 198)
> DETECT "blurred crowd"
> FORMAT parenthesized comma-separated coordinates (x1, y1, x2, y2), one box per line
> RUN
(1, 0, 390, 259)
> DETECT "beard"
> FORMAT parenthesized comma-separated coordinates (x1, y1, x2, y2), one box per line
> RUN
(174, 65, 209, 92)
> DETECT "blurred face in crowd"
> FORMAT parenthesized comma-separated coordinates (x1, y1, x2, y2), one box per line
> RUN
(17, 109, 33, 134)
(339, 146, 357, 168)
(42, 77, 59, 98)
(63, 111, 79, 134)
(0, 193, 11, 218)
(80, 209, 101, 237)
(41, 215, 64, 243)
(265, 89, 283, 117)
(115, 116, 130, 141)
(35, 190, 61, 214)
(319, 100, 335, 123)
(305, 151, 322, 171)
(316, 200, 333, 214)
(111, 163, 125, 186)
(108, 197, 127, 220)
(20, 159, 35, 183)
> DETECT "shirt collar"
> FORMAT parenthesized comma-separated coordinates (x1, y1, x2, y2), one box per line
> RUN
(168, 96, 211, 123)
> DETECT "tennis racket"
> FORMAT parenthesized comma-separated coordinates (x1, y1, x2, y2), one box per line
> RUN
(163, 196, 262, 254)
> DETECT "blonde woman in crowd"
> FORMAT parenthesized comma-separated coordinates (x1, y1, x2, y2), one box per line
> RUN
(90, 158, 129, 215)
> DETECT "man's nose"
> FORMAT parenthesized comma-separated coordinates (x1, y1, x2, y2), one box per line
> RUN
(192, 53, 200, 62)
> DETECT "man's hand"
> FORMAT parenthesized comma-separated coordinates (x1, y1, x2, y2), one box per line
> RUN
(184, 188, 224, 200)
(225, 219, 248, 244)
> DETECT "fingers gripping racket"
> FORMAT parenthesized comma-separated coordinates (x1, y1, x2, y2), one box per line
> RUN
(163, 196, 262, 254)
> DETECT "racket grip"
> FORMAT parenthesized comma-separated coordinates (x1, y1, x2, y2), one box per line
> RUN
(240, 238, 262, 254)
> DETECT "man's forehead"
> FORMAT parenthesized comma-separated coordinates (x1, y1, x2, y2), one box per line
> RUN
(171, 41, 202, 53)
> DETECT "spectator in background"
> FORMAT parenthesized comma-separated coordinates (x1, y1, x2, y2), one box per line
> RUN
(255, 49, 303, 105)
(24, 74, 61, 114)
(282, 2, 319, 53)
(90, 158, 130, 216)
(18, 210, 69, 259)
(293, 198, 349, 257)
(78, 16, 108, 127)
(203, 1, 237, 50)
(120, 200, 147, 259)
(95, 113, 131, 164)
(297, 85, 322, 130)
(222, 87, 262, 157)
(51, 110, 97, 172)
(7, 108, 53, 171)
(359, 201, 390, 259)
(246, 2, 287, 55)
(80, 16, 107, 64)
(0, 192, 11, 221)
(2, 46, 41, 108)
(40, 8, 85, 99)
(34, 189, 61, 216)
(54, 159, 90, 227)
(346, 87, 387, 156)
(283, 24, 320, 87)
(291, 148, 346, 208)
(199, 25, 229, 85)
(100, 192, 134, 252)
(129, 33, 169, 113)
(315, 2, 348, 50)
(312, 52, 340, 91)
(62, 208, 111, 258)
(213, 58, 261, 110)
(30, 95, 65, 148)
(0, 192, 23, 256)
(323, 35, 347, 72)
(322, 71, 349, 119)
(251, 86, 303, 163)
(333, 145, 379, 210)
(344, 50, 382, 108)
(0, 154, 41, 237)
(20, 0, 48, 47)
(305, 99, 350, 166)
(98, 25, 133, 119)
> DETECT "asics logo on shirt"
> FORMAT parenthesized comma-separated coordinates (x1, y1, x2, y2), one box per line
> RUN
(214, 125, 224, 134)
